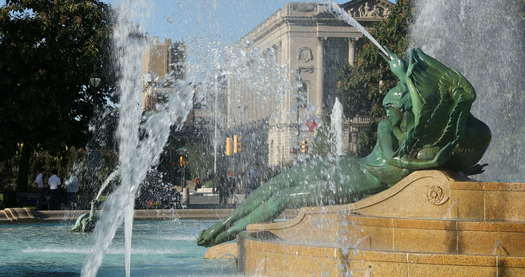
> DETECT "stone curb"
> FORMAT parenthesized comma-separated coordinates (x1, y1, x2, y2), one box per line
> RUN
(0, 208, 233, 222)
(0, 208, 298, 222)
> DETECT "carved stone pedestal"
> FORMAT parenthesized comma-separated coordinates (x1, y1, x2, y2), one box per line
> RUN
(235, 170, 525, 276)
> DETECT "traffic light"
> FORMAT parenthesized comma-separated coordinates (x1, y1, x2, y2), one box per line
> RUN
(300, 140, 308, 153)
(233, 135, 242, 153)
(225, 137, 233, 156)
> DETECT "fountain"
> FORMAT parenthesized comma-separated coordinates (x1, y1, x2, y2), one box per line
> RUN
(2, 0, 523, 276)
(75, 1, 301, 276)
(330, 98, 345, 157)
(80, 0, 194, 276)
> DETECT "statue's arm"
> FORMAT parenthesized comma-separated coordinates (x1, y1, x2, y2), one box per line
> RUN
(387, 52, 423, 127)
(377, 118, 453, 170)
(377, 120, 396, 160)
(388, 142, 454, 169)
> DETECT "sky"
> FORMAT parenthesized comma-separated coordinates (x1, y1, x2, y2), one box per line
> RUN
(104, 0, 394, 44)
(1, 0, 394, 44)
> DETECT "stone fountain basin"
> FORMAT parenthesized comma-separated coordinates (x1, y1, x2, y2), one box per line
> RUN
(234, 170, 525, 276)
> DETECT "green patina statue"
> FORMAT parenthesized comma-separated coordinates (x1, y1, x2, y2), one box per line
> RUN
(197, 48, 491, 247)
(71, 200, 97, 232)
(71, 169, 118, 232)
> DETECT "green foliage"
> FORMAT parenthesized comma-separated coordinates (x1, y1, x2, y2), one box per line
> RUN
(185, 142, 214, 181)
(337, 0, 412, 154)
(356, 125, 375, 157)
(310, 122, 333, 158)
(0, 0, 115, 191)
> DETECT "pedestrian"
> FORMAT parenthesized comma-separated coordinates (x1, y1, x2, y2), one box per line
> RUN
(33, 168, 46, 209)
(65, 175, 79, 209)
(48, 169, 62, 210)
(194, 177, 202, 191)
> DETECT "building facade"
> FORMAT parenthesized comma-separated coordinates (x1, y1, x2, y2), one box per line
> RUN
(231, 0, 391, 167)
(141, 38, 186, 111)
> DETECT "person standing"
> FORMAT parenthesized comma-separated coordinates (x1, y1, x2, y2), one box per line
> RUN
(33, 168, 46, 209)
(194, 177, 202, 191)
(48, 169, 61, 210)
(65, 175, 79, 209)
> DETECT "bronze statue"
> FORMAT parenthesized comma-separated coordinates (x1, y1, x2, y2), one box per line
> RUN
(71, 200, 97, 232)
(197, 48, 491, 247)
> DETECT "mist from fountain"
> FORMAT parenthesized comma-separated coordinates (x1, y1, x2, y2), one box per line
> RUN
(95, 168, 119, 201)
(188, 41, 304, 180)
(81, 0, 194, 276)
(80, 2, 306, 275)
(410, 0, 525, 182)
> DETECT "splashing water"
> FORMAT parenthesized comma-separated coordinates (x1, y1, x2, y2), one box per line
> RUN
(325, 0, 390, 58)
(95, 168, 119, 201)
(81, 4, 301, 275)
(410, 0, 525, 182)
(331, 98, 345, 157)
(81, 0, 194, 276)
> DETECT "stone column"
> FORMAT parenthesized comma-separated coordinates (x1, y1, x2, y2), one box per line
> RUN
(316, 37, 326, 116)
(351, 131, 358, 153)
(348, 38, 357, 66)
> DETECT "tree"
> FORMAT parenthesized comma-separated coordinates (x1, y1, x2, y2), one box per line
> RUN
(337, 0, 412, 154)
(186, 142, 214, 182)
(0, 0, 115, 191)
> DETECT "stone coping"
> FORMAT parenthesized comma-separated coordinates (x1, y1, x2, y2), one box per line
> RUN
(248, 213, 525, 233)
(451, 181, 525, 191)
(242, 235, 525, 268)
(1, 208, 297, 222)
(246, 170, 525, 233)
(0, 208, 234, 222)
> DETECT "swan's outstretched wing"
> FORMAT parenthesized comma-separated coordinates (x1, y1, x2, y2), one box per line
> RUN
(407, 48, 476, 155)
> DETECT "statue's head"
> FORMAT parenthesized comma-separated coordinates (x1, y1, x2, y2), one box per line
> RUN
(383, 84, 406, 126)
(383, 82, 411, 108)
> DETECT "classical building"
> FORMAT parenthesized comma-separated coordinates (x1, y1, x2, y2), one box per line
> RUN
(142, 38, 185, 80)
(141, 38, 186, 111)
(229, 0, 391, 167)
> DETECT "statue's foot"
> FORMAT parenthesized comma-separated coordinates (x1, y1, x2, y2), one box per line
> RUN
(197, 220, 230, 247)
(71, 213, 89, 232)
(197, 229, 215, 247)
(213, 231, 237, 246)
(213, 225, 243, 246)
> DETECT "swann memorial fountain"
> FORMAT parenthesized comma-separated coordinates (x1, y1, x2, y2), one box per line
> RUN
(4, 0, 517, 276)
(200, 2, 525, 277)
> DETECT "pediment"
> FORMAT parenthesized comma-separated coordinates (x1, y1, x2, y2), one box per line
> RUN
(340, 0, 393, 18)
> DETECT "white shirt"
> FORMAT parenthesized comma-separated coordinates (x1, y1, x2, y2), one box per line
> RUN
(34, 173, 44, 188)
(48, 175, 61, 190)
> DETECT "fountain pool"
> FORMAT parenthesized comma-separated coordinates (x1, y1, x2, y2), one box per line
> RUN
(0, 220, 238, 277)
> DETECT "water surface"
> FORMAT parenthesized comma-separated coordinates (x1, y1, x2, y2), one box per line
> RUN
(0, 220, 238, 277)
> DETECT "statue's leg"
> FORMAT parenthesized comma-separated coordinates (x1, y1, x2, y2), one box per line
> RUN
(212, 180, 333, 245)
(213, 163, 321, 225)
(212, 188, 302, 245)
(212, 161, 384, 245)
(197, 173, 299, 246)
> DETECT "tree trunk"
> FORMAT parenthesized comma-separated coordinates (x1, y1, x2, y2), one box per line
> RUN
(16, 142, 33, 193)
